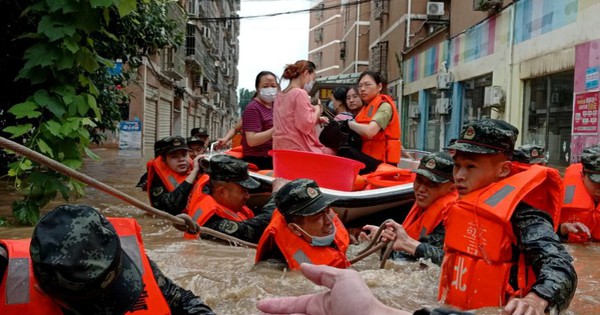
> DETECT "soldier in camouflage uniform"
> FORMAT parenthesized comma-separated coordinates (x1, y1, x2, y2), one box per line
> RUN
(0, 204, 214, 315)
(255, 179, 351, 270)
(513, 144, 548, 165)
(362, 151, 457, 265)
(558, 144, 600, 241)
(439, 119, 576, 314)
(190, 155, 276, 243)
(149, 136, 204, 215)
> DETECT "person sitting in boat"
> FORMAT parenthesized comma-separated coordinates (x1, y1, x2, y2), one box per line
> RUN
(0, 204, 215, 315)
(558, 144, 600, 242)
(361, 151, 457, 265)
(345, 85, 364, 117)
(240, 71, 278, 170)
(512, 144, 548, 167)
(184, 155, 275, 243)
(273, 60, 333, 155)
(187, 135, 206, 160)
(330, 86, 353, 121)
(146, 136, 204, 215)
(341, 71, 416, 173)
(436, 119, 575, 313)
(255, 179, 350, 270)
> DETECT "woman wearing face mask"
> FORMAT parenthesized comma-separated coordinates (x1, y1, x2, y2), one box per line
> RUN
(273, 60, 333, 154)
(240, 71, 279, 169)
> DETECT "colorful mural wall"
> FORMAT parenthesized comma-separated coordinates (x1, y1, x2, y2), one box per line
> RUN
(514, 0, 578, 44)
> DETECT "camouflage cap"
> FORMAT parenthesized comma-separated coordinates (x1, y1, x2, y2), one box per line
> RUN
(513, 144, 548, 165)
(274, 179, 333, 217)
(581, 144, 600, 183)
(207, 154, 260, 189)
(413, 151, 454, 183)
(191, 127, 209, 137)
(30, 205, 143, 314)
(156, 136, 189, 156)
(187, 135, 205, 146)
(446, 119, 518, 157)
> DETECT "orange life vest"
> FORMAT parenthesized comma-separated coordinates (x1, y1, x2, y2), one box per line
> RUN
(255, 210, 350, 270)
(560, 163, 600, 242)
(439, 165, 562, 310)
(184, 175, 255, 239)
(354, 94, 401, 164)
(0, 239, 63, 314)
(365, 163, 415, 189)
(146, 156, 190, 200)
(402, 191, 457, 240)
(0, 218, 170, 315)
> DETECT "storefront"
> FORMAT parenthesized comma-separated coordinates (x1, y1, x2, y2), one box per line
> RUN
(521, 71, 574, 167)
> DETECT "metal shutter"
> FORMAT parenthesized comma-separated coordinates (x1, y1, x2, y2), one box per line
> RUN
(143, 87, 158, 151)
(157, 98, 172, 140)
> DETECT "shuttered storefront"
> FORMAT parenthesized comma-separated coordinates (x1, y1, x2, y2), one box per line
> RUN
(143, 87, 158, 151)
(182, 102, 189, 137)
(157, 97, 172, 140)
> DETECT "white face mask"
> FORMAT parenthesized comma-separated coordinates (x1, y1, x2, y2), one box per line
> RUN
(259, 87, 277, 103)
(303, 79, 315, 93)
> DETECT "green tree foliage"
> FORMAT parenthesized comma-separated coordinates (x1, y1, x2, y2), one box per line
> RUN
(2, 0, 182, 225)
(238, 88, 256, 113)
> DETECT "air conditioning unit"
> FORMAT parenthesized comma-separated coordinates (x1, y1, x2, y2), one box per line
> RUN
(473, 0, 503, 11)
(437, 72, 453, 90)
(435, 97, 450, 115)
(408, 104, 420, 119)
(483, 86, 505, 108)
(427, 2, 445, 16)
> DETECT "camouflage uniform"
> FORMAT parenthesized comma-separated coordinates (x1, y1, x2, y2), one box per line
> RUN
(513, 144, 548, 164)
(149, 136, 195, 215)
(582, 144, 600, 184)
(203, 155, 275, 243)
(390, 151, 454, 265)
(0, 204, 214, 315)
(447, 119, 576, 313)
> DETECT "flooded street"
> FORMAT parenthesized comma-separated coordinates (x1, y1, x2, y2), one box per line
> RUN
(0, 148, 599, 314)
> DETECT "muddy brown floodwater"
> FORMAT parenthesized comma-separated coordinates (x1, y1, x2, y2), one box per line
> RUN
(0, 148, 598, 314)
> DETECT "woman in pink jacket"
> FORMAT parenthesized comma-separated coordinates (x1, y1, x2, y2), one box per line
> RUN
(273, 60, 333, 155)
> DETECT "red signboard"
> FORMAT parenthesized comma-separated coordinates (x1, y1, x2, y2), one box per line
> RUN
(572, 91, 599, 135)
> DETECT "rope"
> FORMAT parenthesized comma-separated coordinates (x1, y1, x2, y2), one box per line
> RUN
(349, 219, 394, 268)
(0, 136, 257, 248)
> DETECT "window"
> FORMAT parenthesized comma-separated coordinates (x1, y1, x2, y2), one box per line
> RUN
(522, 71, 574, 166)
(314, 28, 323, 43)
(186, 24, 196, 56)
(187, 0, 197, 16)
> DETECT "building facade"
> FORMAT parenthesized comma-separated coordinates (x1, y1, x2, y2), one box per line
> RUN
(403, 0, 600, 167)
(126, 0, 240, 154)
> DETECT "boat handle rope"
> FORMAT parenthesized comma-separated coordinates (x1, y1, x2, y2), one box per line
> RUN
(0, 136, 258, 248)
(349, 219, 394, 268)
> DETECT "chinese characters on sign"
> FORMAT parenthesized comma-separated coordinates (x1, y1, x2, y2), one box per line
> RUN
(119, 121, 142, 150)
(572, 91, 599, 135)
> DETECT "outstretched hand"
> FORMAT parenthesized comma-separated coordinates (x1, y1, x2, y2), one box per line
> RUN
(504, 292, 548, 315)
(256, 263, 409, 315)
(560, 222, 591, 241)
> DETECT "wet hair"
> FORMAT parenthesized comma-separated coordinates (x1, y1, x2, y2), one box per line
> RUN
(358, 71, 388, 95)
(282, 60, 316, 80)
(252, 71, 278, 98)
